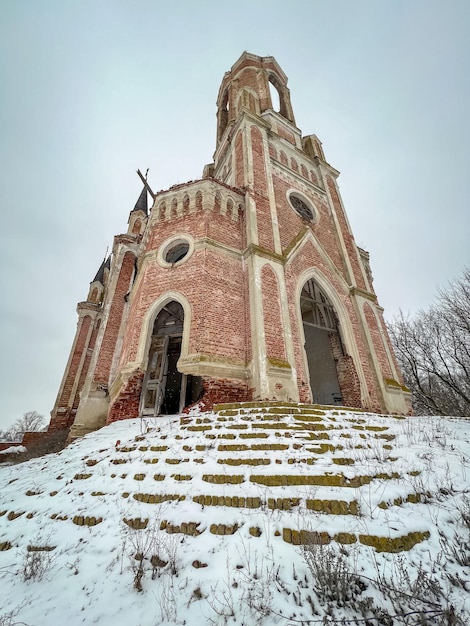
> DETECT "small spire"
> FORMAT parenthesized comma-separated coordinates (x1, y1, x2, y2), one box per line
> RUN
(132, 185, 148, 216)
(92, 255, 111, 285)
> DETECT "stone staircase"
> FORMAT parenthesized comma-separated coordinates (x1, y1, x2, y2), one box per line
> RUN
(0, 402, 435, 556)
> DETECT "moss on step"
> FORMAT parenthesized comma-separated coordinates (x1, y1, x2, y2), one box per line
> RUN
(133, 493, 185, 504)
(210, 523, 238, 535)
(160, 520, 202, 536)
(193, 495, 261, 508)
(293, 415, 324, 422)
(218, 444, 250, 452)
(378, 492, 432, 509)
(250, 474, 373, 487)
(306, 499, 359, 515)
(123, 517, 148, 530)
(252, 423, 302, 430)
(202, 474, 245, 484)
(268, 498, 300, 510)
(305, 432, 330, 440)
(359, 531, 430, 552)
(283, 528, 330, 545)
(73, 515, 103, 526)
(287, 458, 316, 465)
(7, 511, 24, 521)
(217, 458, 270, 466)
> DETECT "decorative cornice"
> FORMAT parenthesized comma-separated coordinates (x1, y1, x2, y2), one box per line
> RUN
(271, 162, 326, 197)
(77, 301, 101, 314)
(349, 286, 378, 303)
(243, 243, 284, 264)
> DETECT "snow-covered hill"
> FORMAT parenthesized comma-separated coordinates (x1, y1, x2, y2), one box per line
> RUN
(1, 403, 469, 625)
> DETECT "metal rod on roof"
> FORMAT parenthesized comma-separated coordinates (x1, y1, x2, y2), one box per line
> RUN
(137, 168, 156, 199)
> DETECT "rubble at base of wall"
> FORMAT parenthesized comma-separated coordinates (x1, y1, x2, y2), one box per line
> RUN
(107, 370, 145, 424)
(200, 377, 254, 410)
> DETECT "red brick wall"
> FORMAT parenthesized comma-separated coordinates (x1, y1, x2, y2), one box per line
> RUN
(59, 315, 92, 407)
(107, 370, 144, 423)
(72, 319, 101, 418)
(329, 333, 362, 408)
(148, 199, 244, 253)
(326, 176, 367, 291)
(0, 441, 23, 451)
(200, 377, 253, 409)
(378, 312, 404, 385)
(273, 176, 347, 280)
(250, 126, 275, 251)
(285, 239, 382, 412)
(363, 302, 393, 379)
(119, 249, 247, 369)
(235, 131, 245, 187)
(95, 252, 136, 384)
(278, 125, 296, 145)
(21, 431, 47, 446)
(261, 264, 286, 361)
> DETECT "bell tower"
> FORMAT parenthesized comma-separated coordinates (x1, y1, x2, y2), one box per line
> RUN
(204, 52, 410, 412)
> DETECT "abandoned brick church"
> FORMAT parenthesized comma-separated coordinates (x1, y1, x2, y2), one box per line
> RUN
(49, 52, 411, 439)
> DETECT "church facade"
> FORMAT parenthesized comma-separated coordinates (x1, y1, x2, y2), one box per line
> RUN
(49, 52, 410, 439)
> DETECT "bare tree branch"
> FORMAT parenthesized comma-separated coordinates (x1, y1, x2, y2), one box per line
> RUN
(388, 268, 470, 416)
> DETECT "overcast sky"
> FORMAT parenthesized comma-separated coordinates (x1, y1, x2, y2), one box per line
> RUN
(0, 0, 469, 430)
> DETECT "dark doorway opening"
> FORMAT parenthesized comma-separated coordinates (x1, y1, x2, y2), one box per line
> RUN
(140, 301, 202, 416)
(301, 279, 342, 405)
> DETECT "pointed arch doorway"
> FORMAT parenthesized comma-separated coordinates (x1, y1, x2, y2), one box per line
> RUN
(140, 301, 202, 416)
(301, 279, 343, 405)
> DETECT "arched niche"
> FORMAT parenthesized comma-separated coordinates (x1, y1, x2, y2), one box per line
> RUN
(217, 88, 229, 142)
(300, 278, 344, 405)
(267, 73, 293, 122)
(140, 300, 202, 415)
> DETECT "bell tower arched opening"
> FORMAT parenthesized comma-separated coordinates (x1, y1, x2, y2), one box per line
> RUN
(217, 88, 229, 142)
(301, 278, 343, 405)
(140, 301, 202, 415)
